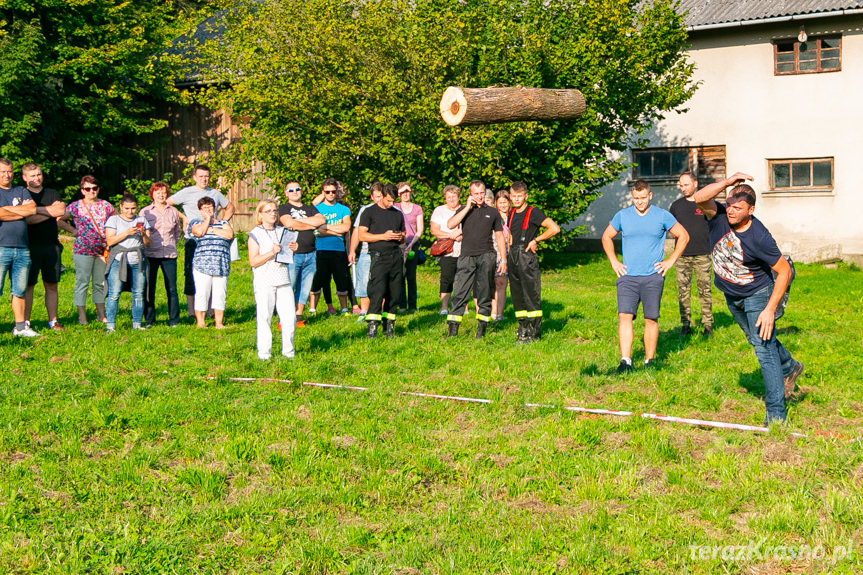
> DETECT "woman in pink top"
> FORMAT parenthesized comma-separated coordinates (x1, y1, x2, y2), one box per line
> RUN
(395, 182, 424, 312)
(62, 175, 114, 325)
(140, 181, 187, 327)
(492, 190, 512, 321)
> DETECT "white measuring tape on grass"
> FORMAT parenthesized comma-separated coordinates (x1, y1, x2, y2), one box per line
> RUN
(203, 376, 826, 438)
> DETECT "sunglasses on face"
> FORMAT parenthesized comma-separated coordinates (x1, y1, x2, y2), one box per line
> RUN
(82, 186, 99, 191)
(323, 189, 337, 194)
(286, 187, 301, 193)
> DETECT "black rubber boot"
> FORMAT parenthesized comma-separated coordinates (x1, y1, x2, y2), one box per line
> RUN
(447, 321, 459, 338)
(475, 320, 488, 339)
(516, 318, 529, 343)
(531, 317, 542, 341)
(367, 320, 379, 339)
(383, 318, 395, 338)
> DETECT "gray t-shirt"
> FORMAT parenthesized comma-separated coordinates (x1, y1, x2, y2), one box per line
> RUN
(106, 215, 150, 265)
(168, 185, 230, 233)
(0, 186, 33, 248)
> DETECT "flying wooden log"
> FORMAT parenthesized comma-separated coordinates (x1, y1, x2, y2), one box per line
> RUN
(439, 86, 586, 127)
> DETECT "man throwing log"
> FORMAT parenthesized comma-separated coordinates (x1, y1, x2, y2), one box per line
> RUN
(507, 181, 560, 342)
(693, 172, 804, 425)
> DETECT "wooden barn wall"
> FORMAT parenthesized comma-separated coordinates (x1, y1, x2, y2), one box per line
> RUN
(122, 102, 272, 233)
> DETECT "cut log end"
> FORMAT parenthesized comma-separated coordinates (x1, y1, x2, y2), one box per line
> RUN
(440, 86, 468, 127)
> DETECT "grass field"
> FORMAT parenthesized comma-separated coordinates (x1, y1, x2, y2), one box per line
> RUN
(1, 246, 862, 574)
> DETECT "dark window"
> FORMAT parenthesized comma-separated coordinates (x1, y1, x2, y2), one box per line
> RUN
(769, 158, 833, 191)
(775, 36, 841, 75)
(632, 149, 691, 180)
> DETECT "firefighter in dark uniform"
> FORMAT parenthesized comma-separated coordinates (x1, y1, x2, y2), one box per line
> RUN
(445, 180, 508, 339)
(507, 181, 560, 342)
(357, 184, 405, 338)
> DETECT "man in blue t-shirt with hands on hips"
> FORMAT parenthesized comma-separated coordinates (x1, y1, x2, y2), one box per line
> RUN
(602, 180, 689, 373)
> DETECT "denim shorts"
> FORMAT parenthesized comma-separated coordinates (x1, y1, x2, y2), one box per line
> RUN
(353, 252, 371, 298)
(0, 247, 31, 298)
(616, 273, 665, 319)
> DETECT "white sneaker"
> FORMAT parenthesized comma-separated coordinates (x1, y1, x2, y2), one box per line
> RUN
(12, 326, 40, 337)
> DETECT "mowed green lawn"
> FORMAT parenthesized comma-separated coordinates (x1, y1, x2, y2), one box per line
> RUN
(1, 245, 861, 574)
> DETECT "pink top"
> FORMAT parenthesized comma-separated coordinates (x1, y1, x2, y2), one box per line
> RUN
(67, 199, 114, 256)
(140, 203, 182, 258)
(395, 202, 423, 246)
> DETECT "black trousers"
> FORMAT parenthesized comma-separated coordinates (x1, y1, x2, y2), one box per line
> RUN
(145, 257, 180, 325)
(311, 250, 352, 296)
(509, 248, 541, 316)
(183, 238, 197, 296)
(399, 253, 418, 310)
(448, 252, 495, 321)
(366, 250, 404, 320)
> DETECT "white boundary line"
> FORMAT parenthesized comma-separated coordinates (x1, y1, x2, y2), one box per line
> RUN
(400, 391, 493, 404)
(204, 376, 822, 438)
(203, 376, 368, 391)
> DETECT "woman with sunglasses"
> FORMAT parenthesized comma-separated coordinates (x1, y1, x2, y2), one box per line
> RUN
(248, 199, 298, 359)
(62, 176, 114, 325)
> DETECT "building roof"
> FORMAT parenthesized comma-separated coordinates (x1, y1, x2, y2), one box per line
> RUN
(680, 0, 863, 30)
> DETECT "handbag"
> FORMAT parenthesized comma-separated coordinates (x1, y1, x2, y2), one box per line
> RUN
(430, 238, 454, 257)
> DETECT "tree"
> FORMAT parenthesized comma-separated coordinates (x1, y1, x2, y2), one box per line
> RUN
(198, 0, 695, 250)
(0, 1, 199, 189)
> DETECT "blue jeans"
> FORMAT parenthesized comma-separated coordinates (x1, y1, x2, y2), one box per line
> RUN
(106, 258, 146, 327)
(353, 252, 371, 298)
(725, 286, 796, 423)
(288, 251, 316, 305)
(0, 247, 31, 298)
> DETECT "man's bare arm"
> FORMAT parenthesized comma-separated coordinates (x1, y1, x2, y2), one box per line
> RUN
(692, 172, 753, 219)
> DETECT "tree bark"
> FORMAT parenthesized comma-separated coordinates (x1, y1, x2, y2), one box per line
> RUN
(439, 86, 586, 127)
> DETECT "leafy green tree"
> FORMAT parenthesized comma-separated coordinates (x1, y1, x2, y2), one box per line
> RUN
(0, 1, 199, 190)
(199, 0, 695, 249)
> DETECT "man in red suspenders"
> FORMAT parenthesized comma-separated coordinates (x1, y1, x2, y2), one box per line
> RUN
(507, 181, 560, 342)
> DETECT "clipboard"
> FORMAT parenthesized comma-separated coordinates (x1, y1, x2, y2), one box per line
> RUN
(275, 228, 298, 264)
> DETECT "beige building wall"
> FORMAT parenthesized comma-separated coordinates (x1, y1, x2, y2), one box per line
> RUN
(575, 15, 863, 260)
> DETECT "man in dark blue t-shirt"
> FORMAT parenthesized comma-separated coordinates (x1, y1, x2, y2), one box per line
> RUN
(694, 172, 804, 425)
(0, 158, 40, 336)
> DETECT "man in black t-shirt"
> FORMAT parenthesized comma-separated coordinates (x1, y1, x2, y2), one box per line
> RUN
(507, 181, 560, 342)
(23, 163, 70, 331)
(445, 180, 507, 338)
(278, 181, 325, 326)
(357, 185, 405, 338)
(669, 172, 713, 337)
(693, 172, 804, 425)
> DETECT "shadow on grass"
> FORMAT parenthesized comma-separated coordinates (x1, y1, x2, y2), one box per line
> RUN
(737, 370, 765, 399)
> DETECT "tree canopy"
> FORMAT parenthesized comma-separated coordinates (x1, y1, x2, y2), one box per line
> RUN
(0, 1, 198, 188)
(199, 0, 696, 248)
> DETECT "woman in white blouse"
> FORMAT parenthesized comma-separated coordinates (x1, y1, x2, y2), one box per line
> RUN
(247, 199, 299, 360)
